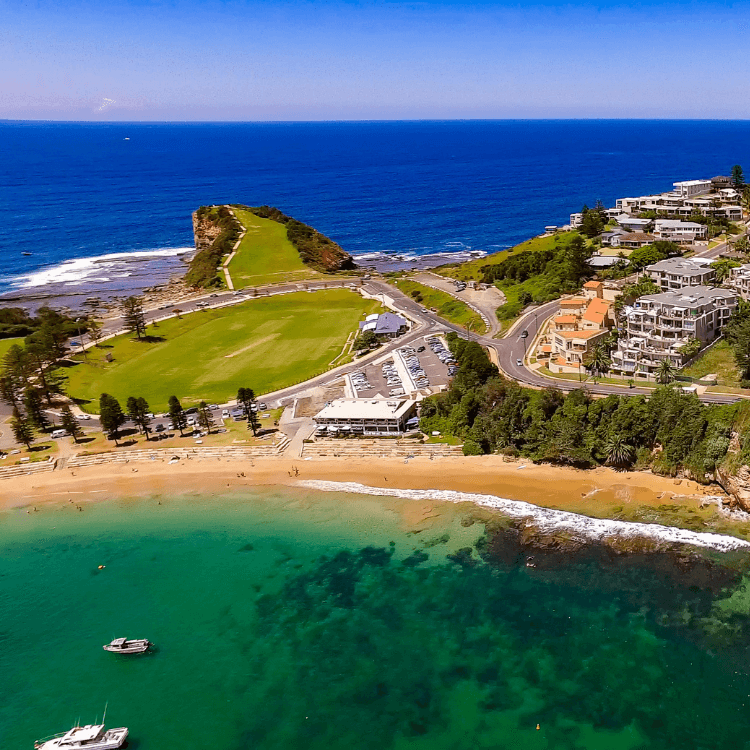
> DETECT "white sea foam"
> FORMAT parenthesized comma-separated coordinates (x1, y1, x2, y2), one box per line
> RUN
(10, 247, 192, 289)
(297, 480, 750, 553)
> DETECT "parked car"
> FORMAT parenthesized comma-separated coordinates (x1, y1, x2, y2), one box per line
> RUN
(50, 429, 68, 439)
(222, 409, 230, 419)
(187, 416, 196, 426)
(258, 402, 267, 410)
(154, 424, 166, 432)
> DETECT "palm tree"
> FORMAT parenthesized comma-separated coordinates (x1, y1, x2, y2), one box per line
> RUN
(604, 434, 635, 467)
(585, 344, 611, 379)
(656, 359, 678, 385)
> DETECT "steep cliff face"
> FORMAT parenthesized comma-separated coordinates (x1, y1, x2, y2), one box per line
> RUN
(716, 464, 750, 510)
(192, 211, 223, 255)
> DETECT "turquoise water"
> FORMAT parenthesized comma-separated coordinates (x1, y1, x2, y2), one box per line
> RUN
(3, 488, 750, 749)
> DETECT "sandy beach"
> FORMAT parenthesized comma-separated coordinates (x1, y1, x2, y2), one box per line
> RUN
(0, 454, 724, 519)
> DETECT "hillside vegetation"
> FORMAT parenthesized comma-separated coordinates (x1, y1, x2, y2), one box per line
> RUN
(235, 205, 355, 273)
(187, 205, 242, 288)
(421, 333, 750, 481)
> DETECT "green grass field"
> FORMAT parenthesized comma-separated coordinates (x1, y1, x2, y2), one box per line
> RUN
(682, 340, 743, 387)
(391, 279, 486, 333)
(64, 289, 380, 413)
(227, 209, 325, 288)
(0, 337, 23, 361)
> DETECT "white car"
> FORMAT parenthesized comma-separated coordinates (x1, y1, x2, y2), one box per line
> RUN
(222, 409, 230, 419)
(187, 416, 197, 426)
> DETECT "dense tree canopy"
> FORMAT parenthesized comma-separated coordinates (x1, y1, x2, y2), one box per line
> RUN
(420, 333, 745, 479)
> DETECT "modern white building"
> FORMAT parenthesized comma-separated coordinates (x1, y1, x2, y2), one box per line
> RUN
(727, 264, 750, 301)
(653, 219, 707, 243)
(673, 180, 712, 198)
(611, 286, 738, 377)
(313, 398, 417, 435)
(646, 257, 715, 291)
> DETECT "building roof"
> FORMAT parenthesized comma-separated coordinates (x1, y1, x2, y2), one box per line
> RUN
(654, 219, 704, 229)
(374, 312, 407, 334)
(674, 179, 711, 187)
(588, 255, 623, 268)
(583, 280, 603, 289)
(646, 257, 714, 275)
(638, 286, 737, 309)
(554, 315, 578, 325)
(619, 232, 655, 242)
(560, 297, 587, 307)
(315, 398, 415, 422)
(582, 297, 611, 325)
(555, 329, 603, 340)
(616, 215, 652, 226)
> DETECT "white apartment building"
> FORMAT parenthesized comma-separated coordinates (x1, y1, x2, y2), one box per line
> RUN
(646, 257, 715, 291)
(653, 219, 707, 243)
(727, 264, 750, 301)
(611, 286, 738, 377)
(673, 179, 712, 198)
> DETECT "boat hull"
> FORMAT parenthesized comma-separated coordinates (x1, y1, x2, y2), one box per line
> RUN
(35, 727, 128, 750)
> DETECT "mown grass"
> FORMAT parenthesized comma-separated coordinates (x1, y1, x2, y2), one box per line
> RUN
(391, 279, 486, 333)
(0, 337, 23, 360)
(682, 339, 743, 387)
(64, 289, 380, 413)
(228, 209, 325, 288)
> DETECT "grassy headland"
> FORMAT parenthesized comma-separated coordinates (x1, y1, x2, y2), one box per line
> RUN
(228, 209, 325, 288)
(65, 289, 379, 412)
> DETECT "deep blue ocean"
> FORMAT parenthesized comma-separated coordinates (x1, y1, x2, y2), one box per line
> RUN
(2, 119, 750, 295)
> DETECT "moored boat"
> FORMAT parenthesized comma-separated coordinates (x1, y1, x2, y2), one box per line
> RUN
(34, 723, 128, 750)
(103, 637, 151, 654)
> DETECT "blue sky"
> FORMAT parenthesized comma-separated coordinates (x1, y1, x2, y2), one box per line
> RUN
(2, 0, 749, 120)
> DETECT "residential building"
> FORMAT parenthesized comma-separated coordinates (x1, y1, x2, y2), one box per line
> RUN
(673, 179, 712, 198)
(611, 232, 655, 249)
(727, 264, 750, 301)
(615, 214, 653, 232)
(600, 229, 627, 247)
(653, 219, 707, 243)
(359, 312, 408, 339)
(543, 294, 615, 374)
(611, 286, 738, 377)
(646, 257, 715, 291)
(314, 398, 417, 435)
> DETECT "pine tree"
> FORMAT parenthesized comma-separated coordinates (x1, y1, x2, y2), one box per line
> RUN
(99, 393, 126, 445)
(10, 407, 34, 449)
(168, 395, 187, 435)
(122, 296, 147, 339)
(60, 404, 84, 443)
(732, 164, 745, 189)
(237, 387, 260, 436)
(197, 401, 216, 434)
(126, 396, 152, 439)
(23, 388, 50, 432)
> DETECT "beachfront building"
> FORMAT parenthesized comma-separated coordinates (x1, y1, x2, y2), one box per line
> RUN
(673, 179, 712, 198)
(653, 219, 707, 243)
(359, 312, 408, 340)
(645, 257, 715, 291)
(313, 397, 417, 436)
(610, 286, 738, 378)
(538, 288, 615, 375)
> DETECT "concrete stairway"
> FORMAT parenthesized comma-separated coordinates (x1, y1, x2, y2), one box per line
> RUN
(301, 439, 463, 459)
(0, 460, 56, 480)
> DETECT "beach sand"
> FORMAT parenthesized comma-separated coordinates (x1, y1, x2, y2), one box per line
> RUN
(0, 454, 721, 519)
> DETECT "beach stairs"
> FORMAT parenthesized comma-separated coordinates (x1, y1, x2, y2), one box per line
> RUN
(301, 439, 463, 459)
(0, 459, 56, 480)
(66, 441, 289, 468)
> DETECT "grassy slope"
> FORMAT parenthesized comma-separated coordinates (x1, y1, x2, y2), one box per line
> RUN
(682, 340, 743, 387)
(391, 279, 486, 333)
(228, 209, 324, 288)
(439, 232, 581, 282)
(65, 290, 380, 412)
(0, 337, 23, 360)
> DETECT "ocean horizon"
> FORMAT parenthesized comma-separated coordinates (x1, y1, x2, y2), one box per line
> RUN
(2, 119, 750, 303)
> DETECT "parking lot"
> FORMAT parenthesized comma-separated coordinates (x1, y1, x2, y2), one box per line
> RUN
(347, 335, 456, 398)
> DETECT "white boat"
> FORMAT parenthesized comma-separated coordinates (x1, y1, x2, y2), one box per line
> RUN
(103, 637, 151, 654)
(34, 723, 128, 750)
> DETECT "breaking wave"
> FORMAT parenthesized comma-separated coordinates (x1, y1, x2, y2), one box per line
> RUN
(297, 480, 750, 552)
